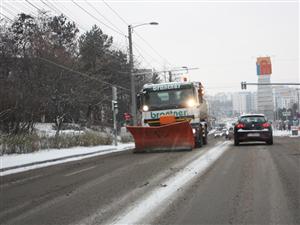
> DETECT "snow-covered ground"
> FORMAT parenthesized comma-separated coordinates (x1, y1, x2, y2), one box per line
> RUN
(0, 123, 134, 176)
(273, 129, 300, 137)
(35, 123, 85, 137)
(0, 143, 134, 176)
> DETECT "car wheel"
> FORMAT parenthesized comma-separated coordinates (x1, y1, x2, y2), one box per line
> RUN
(234, 136, 239, 146)
(266, 138, 273, 145)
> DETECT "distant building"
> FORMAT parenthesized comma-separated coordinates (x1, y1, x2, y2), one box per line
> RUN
(207, 92, 233, 120)
(257, 75, 274, 121)
(232, 92, 257, 115)
(208, 91, 258, 119)
(250, 92, 257, 113)
(273, 86, 298, 109)
(256, 57, 274, 121)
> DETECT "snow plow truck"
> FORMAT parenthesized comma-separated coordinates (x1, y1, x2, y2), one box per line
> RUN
(127, 81, 209, 152)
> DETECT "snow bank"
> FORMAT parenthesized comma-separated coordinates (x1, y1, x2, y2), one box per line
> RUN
(0, 143, 134, 176)
(34, 123, 84, 137)
(273, 129, 300, 137)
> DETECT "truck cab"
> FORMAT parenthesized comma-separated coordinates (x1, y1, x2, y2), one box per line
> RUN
(137, 81, 208, 147)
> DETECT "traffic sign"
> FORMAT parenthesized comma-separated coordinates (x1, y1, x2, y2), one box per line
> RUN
(256, 57, 272, 75)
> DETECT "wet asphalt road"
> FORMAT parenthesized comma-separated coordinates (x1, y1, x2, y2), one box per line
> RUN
(0, 136, 299, 225)
(156, 137, 300, 225)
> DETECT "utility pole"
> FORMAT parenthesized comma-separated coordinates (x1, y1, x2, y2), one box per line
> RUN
(112, 86, 118, 146)
(297, 88, 300, 121)
(127, 22, 159, 125)
(128, 25, 137, 125)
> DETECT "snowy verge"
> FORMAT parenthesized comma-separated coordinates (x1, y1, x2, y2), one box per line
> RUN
(34, 123, 84, 137)
(273, 129, 300, 137)
(0, 143, 134, 176)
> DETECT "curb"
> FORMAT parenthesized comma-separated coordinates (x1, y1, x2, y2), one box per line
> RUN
(0, 146, 133, 173)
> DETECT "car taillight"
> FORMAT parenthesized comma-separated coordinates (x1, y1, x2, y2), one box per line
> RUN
(262, 123, 271, 128)
(236, 123, 245, 129)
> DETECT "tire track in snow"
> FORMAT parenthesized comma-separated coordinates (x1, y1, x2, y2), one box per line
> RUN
(109, 141, 230, 224)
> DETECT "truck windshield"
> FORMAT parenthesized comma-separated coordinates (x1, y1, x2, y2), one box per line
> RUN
(144, 88, 195, 110)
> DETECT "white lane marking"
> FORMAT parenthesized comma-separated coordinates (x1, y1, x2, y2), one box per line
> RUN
(111, 142, 230, 225)
(64, 166, 96, 177)
(0, 175, 43, 188)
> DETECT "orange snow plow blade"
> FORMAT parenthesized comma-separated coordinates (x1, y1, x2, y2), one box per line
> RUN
(127, 121, 195, 152)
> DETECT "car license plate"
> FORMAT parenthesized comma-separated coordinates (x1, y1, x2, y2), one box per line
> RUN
(248, 133, 260, 137)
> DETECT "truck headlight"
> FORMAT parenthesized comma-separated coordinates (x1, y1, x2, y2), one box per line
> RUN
(192, 128, 196, 134)
(142, 105, 149, 111)
(187, 99, 196, 107)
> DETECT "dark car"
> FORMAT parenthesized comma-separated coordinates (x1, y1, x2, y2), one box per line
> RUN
(234, 114, 273, 145)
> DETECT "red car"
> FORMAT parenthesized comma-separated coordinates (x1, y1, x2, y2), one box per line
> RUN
(234, 114, 273, 146)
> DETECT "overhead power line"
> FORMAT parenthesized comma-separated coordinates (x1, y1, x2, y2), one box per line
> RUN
(47, 1, 130, 65)
(25, 0, 42, 12)
(0, 12, 13, 22)
(40, 0, 88, 32)
(2, 5, 17, 18)
(4, 3, 22, 16)
(37, 1, 130, 69)
(102, 0, 174, 68)
(102, 0, 129, 26)
(84, 0, 124, 35)
(38, 56, 130, 93)
(133, 45, 153, 69)
(133, 43, 156, 68)
(40, 0, 60, 15)
(71, 0, 126, 37)
(134, 32, 173, 67)
(14, 1, 38, 16)
(133, 41, 166, 67)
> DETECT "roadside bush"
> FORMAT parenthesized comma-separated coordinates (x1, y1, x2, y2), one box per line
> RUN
(0, 133, 40, 155)
(0, 131, 113, 155)
(78, 131, 112, 146)
(52, 123, 83, 131)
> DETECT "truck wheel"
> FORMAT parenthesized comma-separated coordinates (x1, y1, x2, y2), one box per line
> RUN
(202, 126, 208, 145)
(195, 126, 202, 148)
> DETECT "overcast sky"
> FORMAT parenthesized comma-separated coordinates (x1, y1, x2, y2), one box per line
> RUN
(2, 0, 299, 94)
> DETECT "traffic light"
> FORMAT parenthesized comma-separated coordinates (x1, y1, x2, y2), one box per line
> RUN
(241, 82, 247, 90)
(112, 100, 118, 112)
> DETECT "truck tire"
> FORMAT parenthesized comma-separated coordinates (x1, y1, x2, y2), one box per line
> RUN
(195, 125, 202, 148)
(202, 125, 208, 145)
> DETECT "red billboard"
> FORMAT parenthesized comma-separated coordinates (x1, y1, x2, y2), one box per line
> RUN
(256, 57, 272, 75)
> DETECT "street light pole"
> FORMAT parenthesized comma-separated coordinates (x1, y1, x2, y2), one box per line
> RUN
(128, 22, 158, 126)
(297, 88, 300, 121)
(128, 25, 136, 125)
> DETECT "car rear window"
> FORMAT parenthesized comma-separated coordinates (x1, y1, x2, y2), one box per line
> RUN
(240, 116, 266, 123)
